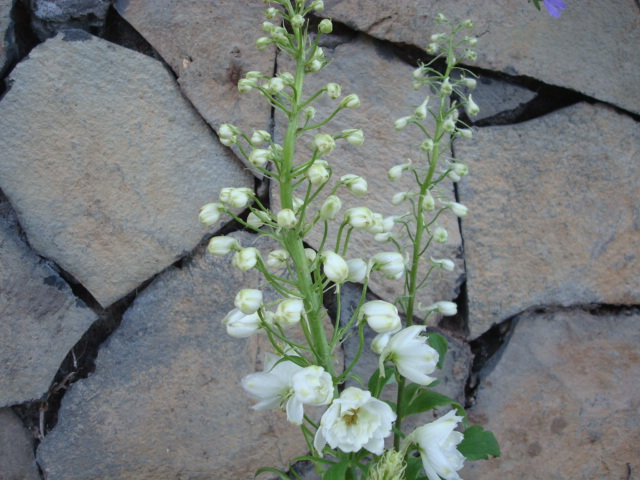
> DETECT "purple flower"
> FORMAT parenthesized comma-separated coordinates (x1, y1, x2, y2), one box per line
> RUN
(543, 0, 566, 17)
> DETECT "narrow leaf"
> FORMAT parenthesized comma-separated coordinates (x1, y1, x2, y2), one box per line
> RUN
(254, 467, 292, 479)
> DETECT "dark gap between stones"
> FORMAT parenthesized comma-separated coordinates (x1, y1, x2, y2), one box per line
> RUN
(101, 5, 164, 64)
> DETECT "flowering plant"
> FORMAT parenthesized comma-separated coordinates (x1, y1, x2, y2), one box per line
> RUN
(200, 2, 499, 478)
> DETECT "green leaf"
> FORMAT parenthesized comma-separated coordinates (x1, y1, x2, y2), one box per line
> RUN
(323, 461, 350, 480)
(531, 0, 542, 10)
(254, 467, 293, 479)
(401, 385, 466, 421)
(425, 332, 448, 370)
(458, 425, 501, 461)
(367, 364, 396, 398)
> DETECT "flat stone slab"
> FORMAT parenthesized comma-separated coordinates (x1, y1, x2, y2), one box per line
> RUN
(37, 232, 322, 479)
(321, 0, 640, 115)
(0, 31, 252, 307)
(462, 309, 640, 479)
(0, 205, 96, 407)
(0, 408, 41, 480)
(114, 0, 275, 133)
(273, 34, 464, 312)
(456, 102, 640, 339)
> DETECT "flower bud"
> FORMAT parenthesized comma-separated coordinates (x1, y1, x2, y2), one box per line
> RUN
(290, 14, 304, 29)
(234, 289, 263, 315)
(313, 134, 336, 154)
(421, 139, 434, 152)
(238, 78, 256, 93)
(394, 116, 413, 130)
(430, 257, 455, 272)
(311, 0, 324, 11)
(465, 94, 480, 117)
(292, 196, 304, 213)
(218, 123, 238, 146)
(415, 97, 430, 120)
(266, 249, 289, 269)
(251, 130, 271, 145)
(247, 211, 266, 229)
(391, 191, 410, 205)
(464, 77, 477, 89)
(359, 300, 401, 334)
(306, 59, 323, 72)
(256, 36, 273, 51)
(448, 170, 461, 182)
(266, 77, 285, 94)
(319, 195, 342, 220)
(232, 247, 260, 271)
(326, 82, 342, 99)
(303, 106, 316, 120)
(435, 13, 447, 22)
(374, 232, 394, 243)
(413, 66, 426, 80)
(318, 18, 333, 33)
(265, 7, 278, 19)
(451, 163, 468, 177)
(440, 77, 453, 96)
(220, 187, 253, 208)
(307, 160, 330, 185)
(387, 158, 412, 182)
(422, 193, 435, 211)
(371, 332, 391, 354)
(199, 203, 225, 226)
(427, 301, 457, 316)
(444, 201, 468, 217)
(322, 251, 349, 284)
(262, 21, 275, 33)
(433, 226, 448, 243)
(223, 308, 261, 338)
(304, 248, 317, 263)
(465, 50, 478, 61)
(370, 252, 405, 280)
(277, 208, 298, 229)
(467, 36, 478, 47)
(426, 43, 439, 54)
(341, 174, 368, 196)
(346, 258, 367, 283)
(343, 129, 364, 146)
(207, 235, 240, 256)
(443, 118, 456, 133)
(249, 148, 271, 167)
(367, 213, 385, 234)
(458, 128, 473, 139)
(275, 298, 304, 328)
(463, 19, 474, 28)
(339, 94, 361, 109)
(344, 206, 374, 230)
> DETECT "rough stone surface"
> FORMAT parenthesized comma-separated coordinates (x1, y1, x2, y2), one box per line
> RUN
(456, 102, 640, 339)
(0, 204, 96, 407)
(321, 0, 640, 115)
(0, 408, 41, 480)
(462, 309, 640, 479)
(0, 32, 253, 307)
(115, 0, 275, 135)
(29, 0, 110, 40)
(1, 0, 16, 77)
(37, 232, 325, 480)
(274, 34, 464, 312)
(464, 76, 537, 122)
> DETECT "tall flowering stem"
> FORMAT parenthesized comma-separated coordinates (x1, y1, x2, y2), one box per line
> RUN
(199, 2, 499, 478)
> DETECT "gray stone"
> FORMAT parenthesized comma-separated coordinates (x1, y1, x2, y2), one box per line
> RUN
(28, 0, 110, 40)
(462, 309, 640, 479)
(1, 0, 16, 77)
(37, 232, 325, 480)
(0, 204, 96, 407)
(321, 0, 640, 115)
(0, 32, 253, 308)
(456, 102, 640, 339)
(114, 0, 275, 136)
(0, 408, 41, 480)
(463, 76, 537, 122)
(273, 34, 464, 312)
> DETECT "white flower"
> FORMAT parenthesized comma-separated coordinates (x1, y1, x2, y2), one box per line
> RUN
(344, 207, 374, 230)
(289, 366, 334, 424)
(346, 258, 367, 283)
(441, 201, 468, 218)
(343, 129, 365, 146)
(234, 289, 263, 315)
(314, 387, 396, 455)
(256, 36, 273, 51)
(275, 298, 304, 328)
(430, 257, 455, 272)
(426, 301, 457, 316)
(313, 134, 336, 154)
(207, 235, 240, 256)
(238, 78, 256, 93)
(370, 252, 405, 280)
(219, 187, 253, 208)
(251, 130, 271, 145)
(277, 208, 298, 229)
(379, 325, 439, 385)
(241, 353, 303, 415)
(341, 174, 368, 196)
(247, 210, 267, 229)
(394, 116, 413, 130)
(392, 191, 410, 205)
(320, 195, 342, 220)
(322, 251, 349, 284)
(387, 158, 412, 182)
(222, 308, 261, 338)
(359, 300, 401, 334)
(371, 332, 391, 354)
(307, 160, 330, 185)
(266, 249, 289, 269)
(326, 82, 342, 99)
(465, 94, 479, 117)
(199, 203, 225, 226)
(433, 226, 448, 243)
(218, 123, 238, 145)
(451, 163, 468, 177)
(249, 148, 271, 167)
(339, 94, 361, 109)
(407, 410, 465, 480)
(232, 247, 260, 271)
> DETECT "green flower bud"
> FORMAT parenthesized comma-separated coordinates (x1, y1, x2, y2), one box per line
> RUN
(319, 19, 333, 34)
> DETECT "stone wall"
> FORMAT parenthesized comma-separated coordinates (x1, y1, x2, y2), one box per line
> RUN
(0, 1, 638, 479)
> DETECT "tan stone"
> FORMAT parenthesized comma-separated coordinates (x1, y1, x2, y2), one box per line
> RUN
(321, 0, 640, 114)
(0, 32, 253, 307)
(272, 34, 464, 313)
(456, 102, 640, 339)
(37, 232, 335, 479)
(462, 309, 640, 479)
